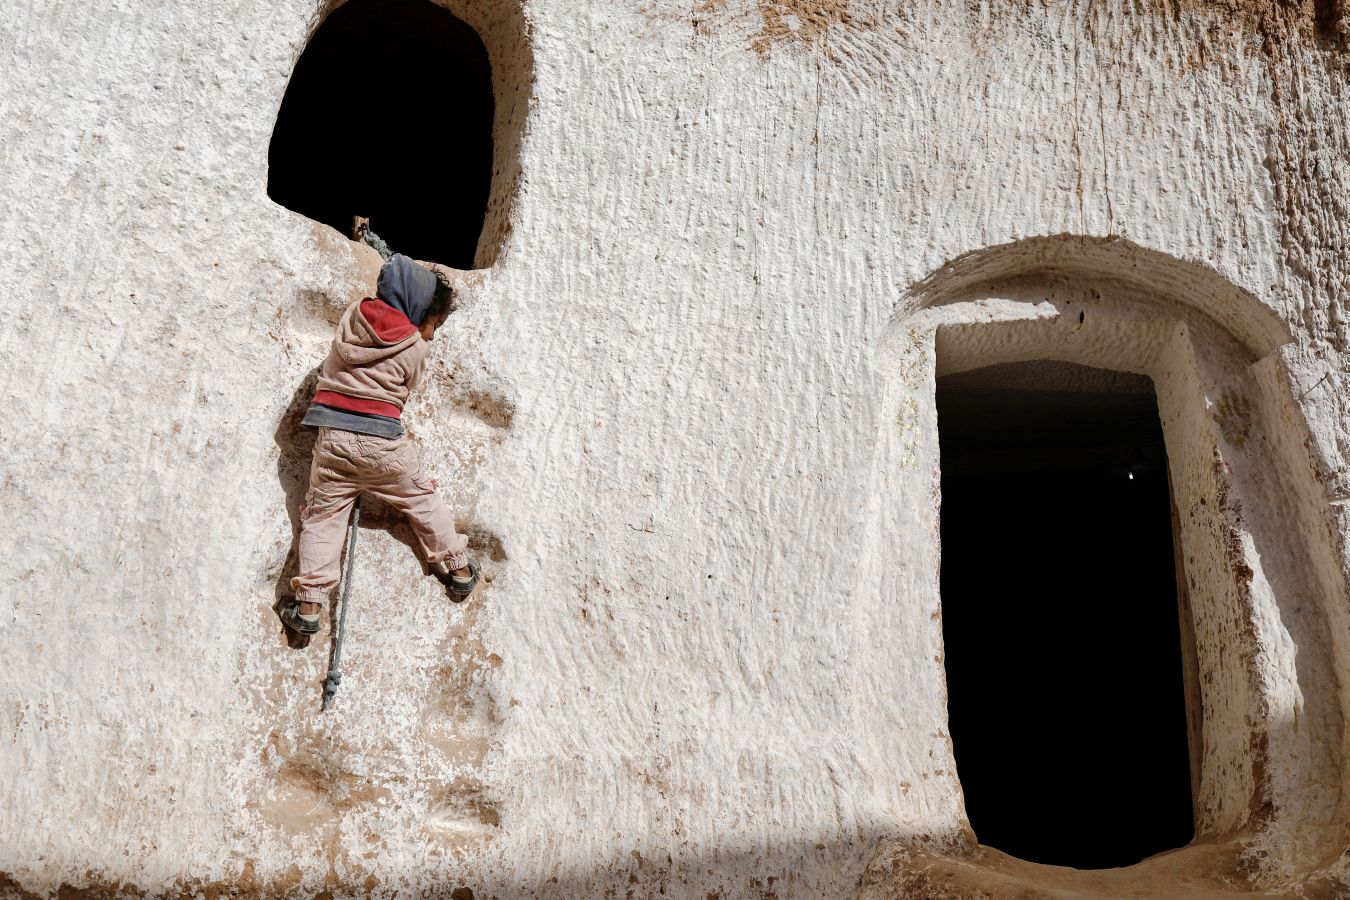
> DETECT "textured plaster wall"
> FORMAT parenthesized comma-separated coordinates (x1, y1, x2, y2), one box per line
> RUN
(2, 1, 1350, 898)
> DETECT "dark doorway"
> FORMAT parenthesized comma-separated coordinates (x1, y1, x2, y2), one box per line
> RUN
(268, 0, 494, 269)
(936, 361, 1194, 870)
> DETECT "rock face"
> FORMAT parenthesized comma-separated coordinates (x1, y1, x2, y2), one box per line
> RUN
(2, 1, 1349, 897)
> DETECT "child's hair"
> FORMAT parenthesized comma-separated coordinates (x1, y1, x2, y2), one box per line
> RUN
(425, 267, 455, 322)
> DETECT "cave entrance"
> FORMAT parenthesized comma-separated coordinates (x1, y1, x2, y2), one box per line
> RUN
(936, 360, 1195, 870)
(268, 0, 494, 269)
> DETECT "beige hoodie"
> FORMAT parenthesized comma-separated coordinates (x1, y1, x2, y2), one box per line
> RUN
(313, 299, 430, 417)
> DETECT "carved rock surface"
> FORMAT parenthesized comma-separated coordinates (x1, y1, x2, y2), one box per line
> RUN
(1, 0, 1348, 897)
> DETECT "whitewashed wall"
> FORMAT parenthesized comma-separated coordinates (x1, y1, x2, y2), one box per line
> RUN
(2, 1, 1348, 897)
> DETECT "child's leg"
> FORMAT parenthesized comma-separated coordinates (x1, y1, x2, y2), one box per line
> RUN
(290, 431, 362, 609)
(368, 437, 469, 571)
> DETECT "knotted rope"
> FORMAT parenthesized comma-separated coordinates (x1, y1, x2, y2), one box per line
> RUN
(357, 223, 394, 262)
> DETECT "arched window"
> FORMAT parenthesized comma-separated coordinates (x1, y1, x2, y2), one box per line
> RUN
(268, 0, 494, 269)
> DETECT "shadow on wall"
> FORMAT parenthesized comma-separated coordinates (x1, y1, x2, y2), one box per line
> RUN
(0, 830, 897, 898)
(438, 831, 893, 900)
(271, 367, 320, 649)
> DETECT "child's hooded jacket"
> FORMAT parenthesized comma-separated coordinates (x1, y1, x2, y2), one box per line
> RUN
(300, 255, 438, 439)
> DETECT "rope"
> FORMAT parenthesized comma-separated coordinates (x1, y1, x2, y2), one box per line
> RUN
(360, 227, 394, 262)
(321, 496, 362, 711)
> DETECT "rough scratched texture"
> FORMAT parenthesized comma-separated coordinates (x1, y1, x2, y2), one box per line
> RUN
(1, 0, 1349, 897)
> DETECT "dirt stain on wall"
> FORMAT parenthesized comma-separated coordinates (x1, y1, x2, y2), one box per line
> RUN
(972, 0, 1319, 37)
(695, 0, 857, 54)
(752, 0, 854, 52)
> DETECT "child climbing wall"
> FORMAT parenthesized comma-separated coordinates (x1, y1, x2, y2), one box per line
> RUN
(281, 253, 479, 636)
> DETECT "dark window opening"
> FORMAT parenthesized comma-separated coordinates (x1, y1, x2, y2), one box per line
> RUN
(268, 0, 494, 269)
(937, 360, 1194, 870)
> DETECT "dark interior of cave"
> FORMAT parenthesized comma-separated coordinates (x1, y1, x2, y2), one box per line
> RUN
(268, 0, 493, 269)
(937, 363, 1194, 870)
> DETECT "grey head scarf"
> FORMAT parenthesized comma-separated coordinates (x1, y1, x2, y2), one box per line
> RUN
(376, 253, 439, 326)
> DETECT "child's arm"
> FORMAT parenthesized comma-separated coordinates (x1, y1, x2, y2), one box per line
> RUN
(403, 343, 432, 398)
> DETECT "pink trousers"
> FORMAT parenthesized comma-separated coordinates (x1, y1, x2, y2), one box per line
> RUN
(291, 427, 469, 605)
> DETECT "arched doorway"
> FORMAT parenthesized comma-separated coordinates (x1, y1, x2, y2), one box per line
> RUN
(855, 236, 1350, 886)
(936, 360, 1193, 868)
